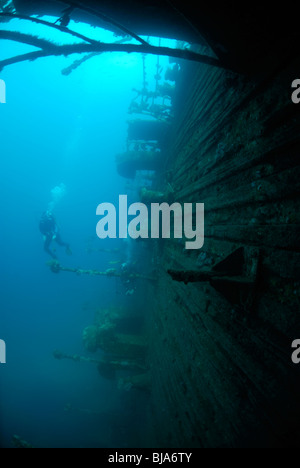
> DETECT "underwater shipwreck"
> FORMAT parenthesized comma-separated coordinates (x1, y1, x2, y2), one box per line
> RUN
(1, 0, 300, 449)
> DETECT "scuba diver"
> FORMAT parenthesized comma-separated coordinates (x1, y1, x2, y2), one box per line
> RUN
(39, 210, 72, 259)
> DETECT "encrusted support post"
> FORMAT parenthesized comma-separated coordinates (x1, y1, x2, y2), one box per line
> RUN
(168, 247, 260, 310)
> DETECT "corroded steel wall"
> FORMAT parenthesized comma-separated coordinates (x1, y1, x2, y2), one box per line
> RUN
(147, 57, 300, 448)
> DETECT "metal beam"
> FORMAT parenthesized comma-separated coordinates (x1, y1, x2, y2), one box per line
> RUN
(0, 39, 224, 72)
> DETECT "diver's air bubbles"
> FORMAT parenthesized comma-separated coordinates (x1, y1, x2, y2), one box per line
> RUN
(48, 183, 67, 211)
(0, 79, 6, 104)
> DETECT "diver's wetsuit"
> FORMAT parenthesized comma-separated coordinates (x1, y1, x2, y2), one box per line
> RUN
(39, 211, 70, 259)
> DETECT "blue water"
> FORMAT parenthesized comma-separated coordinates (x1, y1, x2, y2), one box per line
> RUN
(0, 34, 161, 448)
